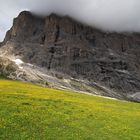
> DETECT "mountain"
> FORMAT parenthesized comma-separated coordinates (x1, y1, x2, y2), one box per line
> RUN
(0, 11, 140, 102)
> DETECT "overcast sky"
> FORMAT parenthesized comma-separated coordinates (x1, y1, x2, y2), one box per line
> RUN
(0, 0, 140, 41)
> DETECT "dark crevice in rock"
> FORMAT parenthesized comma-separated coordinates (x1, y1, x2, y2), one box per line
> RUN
(89, 38, 96, 47)
(41, 34, 46, 44)
(54, 25, 60, 42)
(48, 47, 55, 70)
(33, 29, 38, 36)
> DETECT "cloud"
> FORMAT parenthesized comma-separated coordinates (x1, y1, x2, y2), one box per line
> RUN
(0, 0, 140, 41)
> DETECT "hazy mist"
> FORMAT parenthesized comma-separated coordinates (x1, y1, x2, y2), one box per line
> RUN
(0, 0, 140, 41)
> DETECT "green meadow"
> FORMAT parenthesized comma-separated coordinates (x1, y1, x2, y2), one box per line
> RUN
(0, 80, 140, 140)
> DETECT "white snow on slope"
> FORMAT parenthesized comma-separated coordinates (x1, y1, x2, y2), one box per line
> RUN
(12, 59, 24, 69)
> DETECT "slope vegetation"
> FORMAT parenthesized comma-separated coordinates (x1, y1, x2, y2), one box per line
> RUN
(0, 80, 140, 140)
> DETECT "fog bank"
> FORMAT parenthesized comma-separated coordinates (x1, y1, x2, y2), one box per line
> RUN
(0, 0, 140, 41)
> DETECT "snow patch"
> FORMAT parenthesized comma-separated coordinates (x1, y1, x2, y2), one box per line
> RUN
(12, 59, 24, 69)
(13, 59, 24, 65)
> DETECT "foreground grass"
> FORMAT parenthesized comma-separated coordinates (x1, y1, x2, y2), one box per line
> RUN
(0, 80, 140, 140)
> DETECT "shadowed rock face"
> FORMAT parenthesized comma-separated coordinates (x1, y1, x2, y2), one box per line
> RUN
(1, 11, 140, 101)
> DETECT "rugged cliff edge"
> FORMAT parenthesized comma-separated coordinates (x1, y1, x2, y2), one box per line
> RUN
(1, 11, 140, 102)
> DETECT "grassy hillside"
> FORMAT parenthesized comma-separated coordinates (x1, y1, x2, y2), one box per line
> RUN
(0, 80, 140, 140)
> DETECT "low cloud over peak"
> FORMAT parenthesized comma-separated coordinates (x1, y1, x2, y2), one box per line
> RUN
(0, 0, 140, 41)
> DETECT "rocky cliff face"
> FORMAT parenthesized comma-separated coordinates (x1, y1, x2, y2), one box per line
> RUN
(1, 11, 140, 101)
